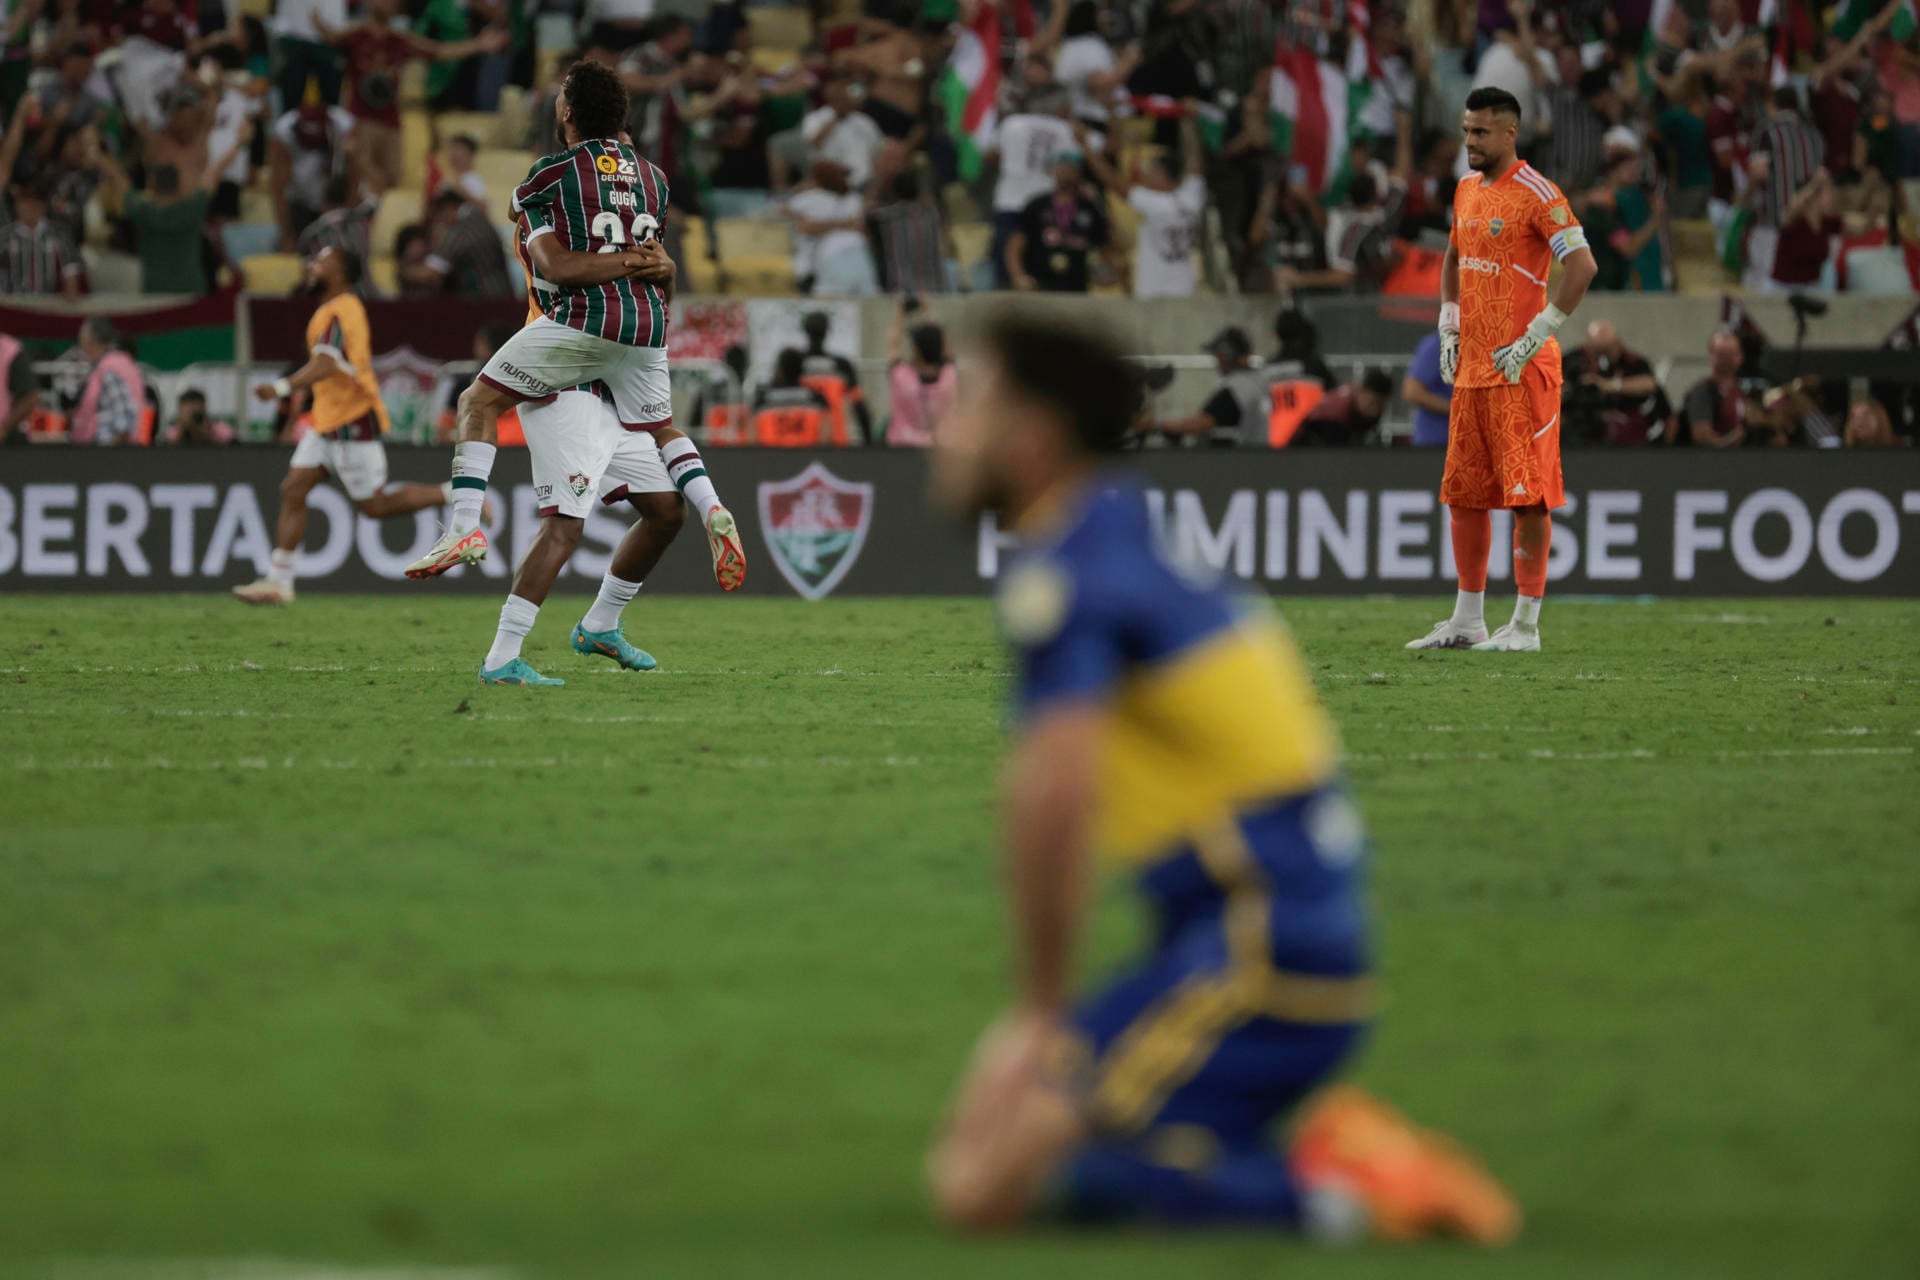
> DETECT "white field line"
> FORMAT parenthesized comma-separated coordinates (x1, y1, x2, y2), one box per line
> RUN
(10, 747, 1910, 775)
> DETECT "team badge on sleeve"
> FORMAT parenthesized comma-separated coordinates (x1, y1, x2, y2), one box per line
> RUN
(1551, 205, 1570, 225)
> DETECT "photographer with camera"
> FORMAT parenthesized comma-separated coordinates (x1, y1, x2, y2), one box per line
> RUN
(162, 388, 236, 446)
(1559, 320, 1672, 446)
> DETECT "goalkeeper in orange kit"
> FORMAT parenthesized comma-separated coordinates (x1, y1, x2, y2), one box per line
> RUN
(1406, 87, 1598, 654)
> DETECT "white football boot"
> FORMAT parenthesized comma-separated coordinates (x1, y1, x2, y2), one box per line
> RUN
(1404, 618, 1490, 650)
(1471, 622, 1541, 652)
(232, 578, 294, 605)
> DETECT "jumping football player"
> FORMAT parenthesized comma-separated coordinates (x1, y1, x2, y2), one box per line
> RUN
(232, 246, 453, 605)
(924, 308, 1519, 1242)
(473, 209, 725, 686)
(1407, 87, 1597, 653)
(403, 60, 745, 594)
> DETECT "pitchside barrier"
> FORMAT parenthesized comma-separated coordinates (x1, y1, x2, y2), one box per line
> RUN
(2, 449, 1917, 597)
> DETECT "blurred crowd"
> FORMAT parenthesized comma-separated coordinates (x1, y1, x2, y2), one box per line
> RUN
(0, 0, 1915, 303)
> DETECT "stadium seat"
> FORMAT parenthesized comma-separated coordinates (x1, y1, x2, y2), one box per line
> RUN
(241, 253, 305, 293)
(368, 255, 399, 295)
(748, 6, 811, 56)
(949, 221, 990, 274)
(719, 253, 797, 295)
(371, 190, 424, 262)
(437, 110, 502, 148)
(476, 149, 536, 203)
(715, 218, 792, 260)
(222, 222, 279, 264)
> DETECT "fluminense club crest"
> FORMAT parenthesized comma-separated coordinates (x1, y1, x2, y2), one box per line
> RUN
(756, 462, 874, 601)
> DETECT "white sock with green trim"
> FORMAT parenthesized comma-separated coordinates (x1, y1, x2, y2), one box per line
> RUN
(484, 594, 538, 671)
(582, 575, 641, 633)
(450, 441, 496, 533)
(660, 436, 721, 522)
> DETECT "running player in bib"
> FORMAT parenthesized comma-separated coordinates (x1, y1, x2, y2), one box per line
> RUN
(232, 246, 455, 605)
(403, 60, 745, 596)
(1406, 87, 1596, 654)
(474, 205, 735, 686)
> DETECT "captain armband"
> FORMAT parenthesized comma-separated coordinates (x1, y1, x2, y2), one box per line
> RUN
(1549, 225, 1589, 260)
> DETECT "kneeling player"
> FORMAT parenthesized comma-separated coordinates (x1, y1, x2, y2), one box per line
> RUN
(475, 381, 723, 686)
(232, 247, 453, 604)
(1407, 88, 1598, 653)
(924, 310, 1519, 1242)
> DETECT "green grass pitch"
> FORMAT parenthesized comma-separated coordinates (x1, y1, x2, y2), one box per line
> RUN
(1, 596, 1916, 1280)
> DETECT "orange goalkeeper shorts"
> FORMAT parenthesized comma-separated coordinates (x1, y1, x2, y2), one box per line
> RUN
(1440, 363, 1565, 511)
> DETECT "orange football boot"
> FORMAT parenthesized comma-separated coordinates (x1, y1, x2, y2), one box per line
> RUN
(1291, 1085, 1521, 1245)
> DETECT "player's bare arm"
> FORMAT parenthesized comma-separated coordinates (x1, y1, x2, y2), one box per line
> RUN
(252, 351, 343, 402)
(526, 233, 651, 289)
(928, 704, 1099, 1230)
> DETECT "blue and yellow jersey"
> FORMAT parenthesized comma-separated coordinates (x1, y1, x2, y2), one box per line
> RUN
(1000, 477, 1365, 932)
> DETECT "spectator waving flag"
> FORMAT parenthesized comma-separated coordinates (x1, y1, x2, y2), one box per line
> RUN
(1835, 0, 1916, 39)
(1268, 35, 1373, 194)
(938, 0, 1002, 182)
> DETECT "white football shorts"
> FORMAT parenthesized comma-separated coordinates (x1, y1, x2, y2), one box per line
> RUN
(478, 315, 672, 429)
(521, 388, 674, 519)
(289, 431, 389, 502)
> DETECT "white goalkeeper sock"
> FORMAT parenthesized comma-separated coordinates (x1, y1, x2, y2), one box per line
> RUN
(267, 548, 296, 588)
(484, 594, 538, 670)
(1451, 589, 1485, 629)
(581, 574, 642, 633)
(450, 441, 497, 533)
(660, 436, 722, 522)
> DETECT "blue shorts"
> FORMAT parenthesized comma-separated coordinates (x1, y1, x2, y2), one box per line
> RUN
(1058, 792, 1374, 1152)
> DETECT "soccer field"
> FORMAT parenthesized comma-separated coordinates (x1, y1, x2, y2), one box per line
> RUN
(2, 595, 1916, 1280)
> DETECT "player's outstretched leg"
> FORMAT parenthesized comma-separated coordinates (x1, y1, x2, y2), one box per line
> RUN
(1475, 505, 1548, 652)
(234, 466, 323, 604)
(659, 430, 745, 592)
(573, 492, 685, 671)
(409, 382, 511, 579)
(1406, 507, 1493, 649)
(478, 513, 583, 686)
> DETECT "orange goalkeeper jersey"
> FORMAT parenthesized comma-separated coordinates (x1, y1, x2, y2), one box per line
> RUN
(1449, 162, 1587, 389)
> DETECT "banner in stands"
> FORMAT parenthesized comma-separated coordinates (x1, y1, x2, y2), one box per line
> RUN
(3, 451, 1917, 597)
(0, 288, 239, 369)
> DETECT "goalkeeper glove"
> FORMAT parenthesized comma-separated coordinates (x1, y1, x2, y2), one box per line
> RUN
(1438, 301, 1460, 387)
(1491, 304, 1568, 385)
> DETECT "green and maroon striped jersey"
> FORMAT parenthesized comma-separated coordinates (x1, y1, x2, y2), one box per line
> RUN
(512, 138, 670, 348)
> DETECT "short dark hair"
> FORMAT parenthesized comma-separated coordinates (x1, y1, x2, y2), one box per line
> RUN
(431, 188, 468, 214)
(1771, 86, 1801, 112)
(395, 221, 429, 254)
(1348, 172, 1378, 207)
(62, 41, 92, 62)
(908, 322, 945, 367)
(977, 308, 1139, 456)
(449, 133, 479, 153)
(1274, 308, 1319, 356)
(178, 387, 206, 404)
(333, 246, 364, 286)
(1464, 86, 1523, 124)
(562, 59, 629, 141)
(1361, 368, 1394, 399)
